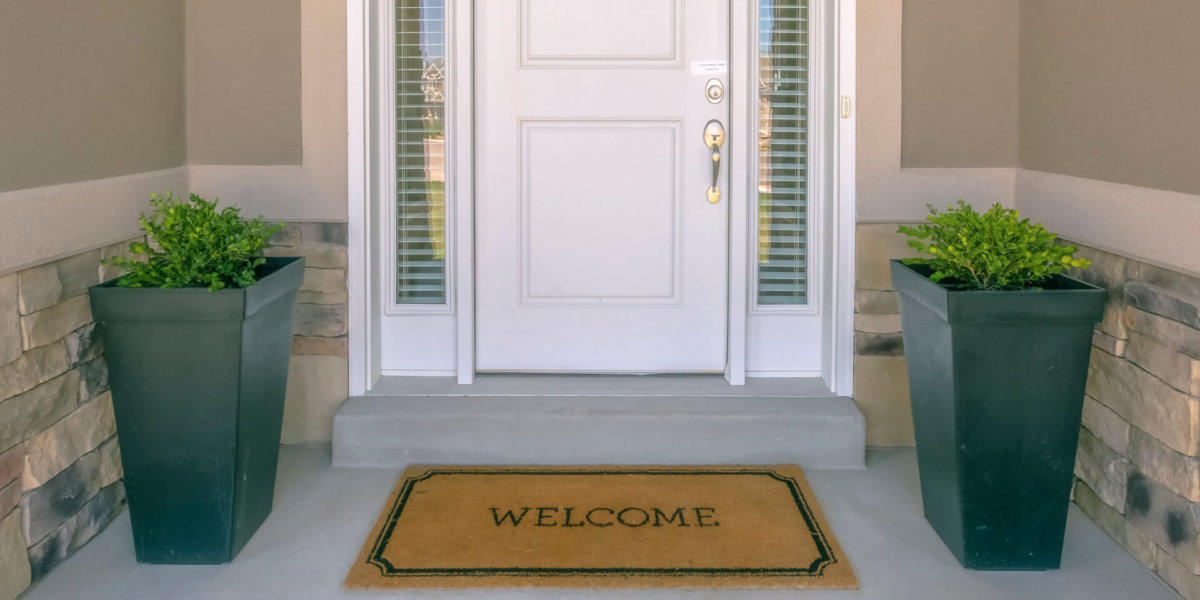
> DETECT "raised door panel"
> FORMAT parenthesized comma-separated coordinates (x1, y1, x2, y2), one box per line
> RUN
(521, 121, 681, 304)
(522, 0, 681, 66)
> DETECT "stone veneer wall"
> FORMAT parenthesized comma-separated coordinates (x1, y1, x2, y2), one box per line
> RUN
(267, 222, 351, 445)
(852, 224, 921, 447)
(853, 223, 1200, 598)
(0, 222, 349, 600)
(1067, 244, 1200, 600)
(0, 241, 136, 600)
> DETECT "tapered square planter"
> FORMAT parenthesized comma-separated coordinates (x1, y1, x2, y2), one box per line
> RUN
(890, 260, 1105, 570)
(89, 257, 305, 564)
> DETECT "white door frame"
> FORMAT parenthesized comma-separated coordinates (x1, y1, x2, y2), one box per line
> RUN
(346, 0, 856, 395)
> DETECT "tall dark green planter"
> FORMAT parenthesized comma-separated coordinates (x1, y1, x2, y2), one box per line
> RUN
(890, 260, 1105, 570)
(89, 257, 305, 564)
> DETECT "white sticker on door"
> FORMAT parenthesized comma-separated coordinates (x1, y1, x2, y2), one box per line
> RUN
(690, 60, 727, 75)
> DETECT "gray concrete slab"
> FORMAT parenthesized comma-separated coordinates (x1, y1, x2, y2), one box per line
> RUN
(22, 448, 1180, 600)
(333, 394, 866, 469)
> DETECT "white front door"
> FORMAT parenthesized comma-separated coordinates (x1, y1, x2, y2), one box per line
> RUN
(475, 0, 730, 372)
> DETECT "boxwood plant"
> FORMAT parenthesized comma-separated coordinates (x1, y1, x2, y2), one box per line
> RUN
(103, 193, 283, 291)
(898, 201, 1089, 291)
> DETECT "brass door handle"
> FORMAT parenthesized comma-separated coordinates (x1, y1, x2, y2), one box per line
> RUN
(703, 119, 725, 204)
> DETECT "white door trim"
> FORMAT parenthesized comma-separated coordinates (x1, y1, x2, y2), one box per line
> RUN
(449, 0, 476, 384)
(726, 0, 751, 386)
(831, 0, 857, 395)
(347, 0, 856, 395)
(347, 0, 371, 396)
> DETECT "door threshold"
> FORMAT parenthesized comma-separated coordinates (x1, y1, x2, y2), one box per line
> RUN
(365, 373, 835, 398)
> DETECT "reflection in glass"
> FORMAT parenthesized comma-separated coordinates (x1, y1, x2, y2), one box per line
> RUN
(396, 0, 446, 304)
(757, 0, 808, 305)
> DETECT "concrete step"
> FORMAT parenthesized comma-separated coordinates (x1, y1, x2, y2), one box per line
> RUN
(332, 376, 865, 469)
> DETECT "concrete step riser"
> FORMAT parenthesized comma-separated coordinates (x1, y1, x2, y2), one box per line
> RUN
(333, 395, 866, 469)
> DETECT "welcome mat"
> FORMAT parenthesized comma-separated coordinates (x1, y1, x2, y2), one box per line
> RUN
(345, 465, 857, 590)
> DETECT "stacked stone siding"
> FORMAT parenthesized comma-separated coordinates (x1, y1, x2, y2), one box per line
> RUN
(852, 223, 920, 447)
(1068, 244, 1200, 599)
(267, 222, 350, 445)
(0, 240, 135, 600)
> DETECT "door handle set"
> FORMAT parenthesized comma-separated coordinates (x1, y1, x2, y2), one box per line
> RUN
(703, 119, 725, 204)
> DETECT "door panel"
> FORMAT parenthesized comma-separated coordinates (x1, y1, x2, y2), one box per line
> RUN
(522, 122, 680, 303)
(476, 0, 729, 372)
(523, 0, 681, 64)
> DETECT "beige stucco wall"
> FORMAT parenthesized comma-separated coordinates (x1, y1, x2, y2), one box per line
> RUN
(0, 1, 188, 275)
(901, 0, 1019, 168)
(1020, 0, 1200, 197)
(0, 0, 186, 194)
(886, 0, 1200, 275)
(185, 0, 302, 165)
(899, 0, 1200, 195)
(857, 0, 1017, 222)
(1016, 171, 1200, 278)
(1016, 0, 1200, 277)
(187, 0, 348, 221)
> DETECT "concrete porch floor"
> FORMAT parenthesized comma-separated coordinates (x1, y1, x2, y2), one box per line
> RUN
(22, 448, 1179, 600)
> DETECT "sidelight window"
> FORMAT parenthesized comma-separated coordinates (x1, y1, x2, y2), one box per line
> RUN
(756, 0, 809, 306)
(395, 0, 447, 305)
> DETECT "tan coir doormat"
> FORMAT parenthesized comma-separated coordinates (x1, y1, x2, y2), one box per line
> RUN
(345, 465, 857, 590)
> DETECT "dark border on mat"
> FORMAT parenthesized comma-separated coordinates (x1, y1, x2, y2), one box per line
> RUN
(364, 468, 841, 578)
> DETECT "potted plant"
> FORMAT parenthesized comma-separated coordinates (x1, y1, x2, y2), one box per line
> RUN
(89, 193, 304, 564)
(891, 201, 1105, 570)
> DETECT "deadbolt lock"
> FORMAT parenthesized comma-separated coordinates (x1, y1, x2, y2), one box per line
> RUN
(705, 78, 724, 104)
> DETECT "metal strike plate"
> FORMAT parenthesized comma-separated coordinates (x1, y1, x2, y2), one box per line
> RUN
(705, 78, 724, 104)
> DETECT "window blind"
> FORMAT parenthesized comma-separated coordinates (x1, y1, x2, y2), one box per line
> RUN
(757, 0, 809, 306)
(395, 0, 447, 304)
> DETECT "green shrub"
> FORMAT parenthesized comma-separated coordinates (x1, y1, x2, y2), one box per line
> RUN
(898, 201, 1089, 291)
(104, 193, 284, 291)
